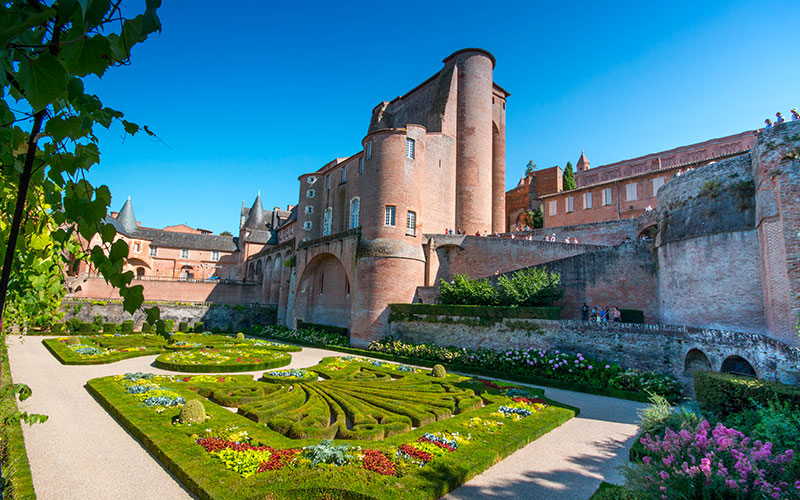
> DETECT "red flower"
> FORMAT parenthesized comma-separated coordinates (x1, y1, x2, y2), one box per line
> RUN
(362, 449, 395, 476)
(399, 443, 432, 463)
(257, 448, 299, 472)
(417, 437, 456, 452)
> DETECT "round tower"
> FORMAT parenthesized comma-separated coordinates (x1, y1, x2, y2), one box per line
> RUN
(446, 49, 495, 234)
(350, 125, 427, 346)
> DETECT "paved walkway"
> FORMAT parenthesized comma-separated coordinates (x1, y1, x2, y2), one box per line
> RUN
(6, 335, 644, 500)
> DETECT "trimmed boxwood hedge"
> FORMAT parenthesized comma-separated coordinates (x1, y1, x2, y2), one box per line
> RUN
(1, 337, 36, 500)
(42, 338, 163, 365)
(619, 309, 644, 324)
(153, 349, 292, 373)
(388, 303, 562, 323)
(694, 370, 800, 418)
(262, 370, 318, 383)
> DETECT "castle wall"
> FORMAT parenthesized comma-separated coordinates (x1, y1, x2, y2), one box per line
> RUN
(71, 276, 261, 304)
(388, 316, 800, 390)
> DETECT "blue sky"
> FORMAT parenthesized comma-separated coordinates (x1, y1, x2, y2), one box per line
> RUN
(85, 1, 800, 234)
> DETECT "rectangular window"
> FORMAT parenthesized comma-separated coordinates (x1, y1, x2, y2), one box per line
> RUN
(133, 243, 140, 252)
(211, 250, 219, 261)
(652, 176, 665, 195)
(326, 175, 331, 190)
(350, 198, 360, 229)
(366, 141, 372, 160)
(323, 207, 332, 236)
(406, 211, 416, 235)
(566, 196, 574, 213)
(548, 200, 557, 216)
(342, 166, 347, 183)
(602, 187, 612, 206)
(406, 138, 415, 159)
(626, 183, 638, 201)
(181, 248, 189, 259)
(384, 205, 396, 226)
(584, 192, 592, 209)
(359, 157, 364, 174)
(303, 221, 313, 231)
(149, 246, 157, 257)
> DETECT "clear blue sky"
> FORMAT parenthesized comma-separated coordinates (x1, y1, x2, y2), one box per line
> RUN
(85, 0, 800, 234)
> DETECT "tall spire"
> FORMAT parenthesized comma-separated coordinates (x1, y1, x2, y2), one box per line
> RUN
(576, 150, 590, 171)
(243, 192, 266, 229)
(117, 196, 137, 233)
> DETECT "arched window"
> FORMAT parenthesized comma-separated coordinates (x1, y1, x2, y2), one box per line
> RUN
(350, 198, 360, 229)
(323, 207, 332, 236)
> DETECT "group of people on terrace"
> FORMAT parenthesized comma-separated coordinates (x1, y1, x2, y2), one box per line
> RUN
(764, 108, 799, 128)
(543, 233, 579, 244)
(582, 303, 621, 323)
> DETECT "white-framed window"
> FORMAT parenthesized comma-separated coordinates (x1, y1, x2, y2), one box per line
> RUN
(626, 182, 638, 201)
(349, 197, 360, 229)
(181, 248, 189, 259)
(211, 250, 219, 261)
(406, 138, 415, 159)
(326, 175, 331, 190)
(602, 187, 612, 206)
(384, 205, 396, 226)
(652, 176, 665, 195)
(133, 242, 140, 252)
(584, 192, 592, 209)
(304, 205, 314, 214)
(307, 176, 317, 184)
(306, 189, 316, 198)
(566, 196, 574, 213)
(342, 166, 347, 183)
(406, 211, 416, 236)
(323, 207, 332, 236)
(149, 246, 157, 257)
(359, 157, 364, 174)
(303, 221, 313, 231)
(366, 141, 372, 159)
(548, 200, 557, 216)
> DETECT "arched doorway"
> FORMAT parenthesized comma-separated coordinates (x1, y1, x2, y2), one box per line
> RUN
(721, 355, 756, 377)
(684, 349, 711, 377)
(136, 267, 146, 278)
(179, 265, 194, 281)
(638, 224, 658, 241)
(294, 253, 351, 333)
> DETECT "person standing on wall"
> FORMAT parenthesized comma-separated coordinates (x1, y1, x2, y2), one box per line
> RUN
(582, 303, 589, 321)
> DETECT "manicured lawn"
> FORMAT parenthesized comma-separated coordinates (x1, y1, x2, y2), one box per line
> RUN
(87, 356, 577, 500)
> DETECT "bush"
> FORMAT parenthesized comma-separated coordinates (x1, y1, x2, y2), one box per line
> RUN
(497, 268, 563, 307)
(120, 320, 134, 334)
(193, 322, 203, 333)
(141, 322, 151, 333)
(79, 322, 94, 334)
(163, 319, 175, 333)
(179, 399, 207, 424)
(236, 332, 245, 340)
(619, 309, 644, 323)
(50, 323, 65, 334)
(66, 336, 80, 346)
(92, 314, 104, 327)
(103, 323, 119, 334)
(65, 318, 82, 333)
(178, 321, 190, 333)
(438, 274, 498, 306)
(694, 371, 800, 418)
(432, 364, 446, 378)
(211, 326, 221, 334)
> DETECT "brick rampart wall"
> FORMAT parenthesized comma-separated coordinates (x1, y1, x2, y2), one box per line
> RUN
(70, 276, 261, 304)
(388, 316, 800, 390)
(503, 218, 640, 246)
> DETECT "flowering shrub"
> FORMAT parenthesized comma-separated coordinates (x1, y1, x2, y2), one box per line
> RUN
(251, 324, 349, 347)
(369, 338, 682, 401)
(116, 374, 185, 408)
(626, 419, 799, 499)
(362, 449, 395, 476)
(467, 416, 504, 433)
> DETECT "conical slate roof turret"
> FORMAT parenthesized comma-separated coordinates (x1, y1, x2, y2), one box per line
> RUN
(117, 196, 138, 233)
(243, 192, 267, 229)
(577, 150, 590, 171)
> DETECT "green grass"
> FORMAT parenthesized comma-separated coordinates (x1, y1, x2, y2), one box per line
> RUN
(1, 338, 36, 500)
(87, 357, 576, 500)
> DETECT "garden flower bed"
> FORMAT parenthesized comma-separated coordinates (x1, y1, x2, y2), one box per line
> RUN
(154, 347, 292, 373)
(261, 369, 318, 383)
(87, 357, 576, 499)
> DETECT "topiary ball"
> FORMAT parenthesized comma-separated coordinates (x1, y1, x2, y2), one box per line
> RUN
(432, 364, 447, 378)
(179, 399, 206, 424)
(66, 336, 80, 346)
(236, 332, 245, 340)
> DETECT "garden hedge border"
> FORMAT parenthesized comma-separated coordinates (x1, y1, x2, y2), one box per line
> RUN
(694, 370, 800, 417)
(388, 303, 563, 322)
(153, 350, 292, 373)
(262, 370, 319, 383)
(1, 338, 36, 500)
(42, 338, 162, 365)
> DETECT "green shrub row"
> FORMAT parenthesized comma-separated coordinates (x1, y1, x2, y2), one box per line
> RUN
(694, 371, 800, 418)
(153, 350, 291, 373)
(438, 268, 563, 307)
(42, 338, 163, 365)
(0, 337, 36, 500)
(296, 321, 348, 338)
(388, 303, 562, 323)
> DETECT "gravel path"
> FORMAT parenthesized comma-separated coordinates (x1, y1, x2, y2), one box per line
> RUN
(5, 335, 644, 500)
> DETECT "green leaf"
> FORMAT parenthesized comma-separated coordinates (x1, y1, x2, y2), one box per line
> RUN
(16, 53, 69, 112)
(100, 222, 116, 243)
(109, 239, 129, 262)
(0, 9, 55, 49)
(144, 306, 160, 324)
(62, 35, 113, 77)
(121, 120, 139, 135)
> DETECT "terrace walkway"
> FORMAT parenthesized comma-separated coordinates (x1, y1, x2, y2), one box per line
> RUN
(5, 335, 644, 500)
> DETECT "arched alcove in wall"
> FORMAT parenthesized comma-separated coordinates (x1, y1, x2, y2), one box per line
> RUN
(720, 355, 756, 378)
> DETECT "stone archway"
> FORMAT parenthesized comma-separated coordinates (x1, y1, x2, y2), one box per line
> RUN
(721, 355, 757, 377)
(294, 253, 351, 332)
(684, 348, 712, 377)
